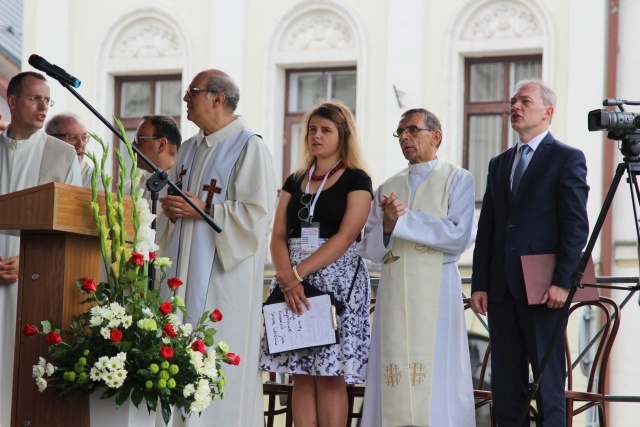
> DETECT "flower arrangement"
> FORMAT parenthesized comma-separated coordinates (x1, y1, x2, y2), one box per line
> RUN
(24, 120, 239, 425)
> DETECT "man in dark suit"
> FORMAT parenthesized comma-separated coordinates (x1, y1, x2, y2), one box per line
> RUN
(471, 79, 589, 426)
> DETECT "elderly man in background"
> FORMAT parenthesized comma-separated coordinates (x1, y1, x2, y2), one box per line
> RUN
(45, 112, 93, 188)
(359, 108, 476, 426)
(0, 71, 81, 427)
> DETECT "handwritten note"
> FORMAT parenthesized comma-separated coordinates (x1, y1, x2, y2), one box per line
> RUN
(263, 295, 338, 354)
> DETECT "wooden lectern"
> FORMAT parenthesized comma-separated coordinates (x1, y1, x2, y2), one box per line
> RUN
(0, 183, 133, 427)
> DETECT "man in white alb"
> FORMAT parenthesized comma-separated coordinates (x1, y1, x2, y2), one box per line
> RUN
(45, 112, 93, 188)
(157, 69, 277, 427)
(358, 108, 476, 426)
(0, 71, 82, 427)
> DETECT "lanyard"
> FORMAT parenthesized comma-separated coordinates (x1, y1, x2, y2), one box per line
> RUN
(304, 160, 341, 222)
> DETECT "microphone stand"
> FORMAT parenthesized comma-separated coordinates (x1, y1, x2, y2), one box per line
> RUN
(53, 79, 223, 288)
(517, 158, 640, 426)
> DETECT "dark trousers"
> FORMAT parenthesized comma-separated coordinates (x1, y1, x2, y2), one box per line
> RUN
(488, 292, 567, 427)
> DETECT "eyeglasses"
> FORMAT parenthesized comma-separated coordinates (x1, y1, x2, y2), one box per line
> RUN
(133, 136, 159, 145)
(392, 126, 432, 138)
(298, 192, 313, 222)
(50, 133, 90, 143)
(23, 95, 54, 107)
(184, 87, 214, 98)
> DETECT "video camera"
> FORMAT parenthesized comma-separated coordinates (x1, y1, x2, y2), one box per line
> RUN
(588, 99, 640, 158)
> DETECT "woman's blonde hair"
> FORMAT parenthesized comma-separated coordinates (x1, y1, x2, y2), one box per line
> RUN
(294, 100, 368, 178)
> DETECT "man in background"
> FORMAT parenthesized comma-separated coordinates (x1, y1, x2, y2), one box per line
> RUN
(45, 112, 93, 188)
(0, 71, 81, 427)
(133, 114, 181, 199)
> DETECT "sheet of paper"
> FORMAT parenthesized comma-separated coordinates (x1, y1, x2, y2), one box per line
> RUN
(263, 294, 337, 354)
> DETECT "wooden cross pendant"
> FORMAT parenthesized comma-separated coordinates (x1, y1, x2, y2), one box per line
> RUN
(178, 165, 188, 181)
(203, 179, 222, 207)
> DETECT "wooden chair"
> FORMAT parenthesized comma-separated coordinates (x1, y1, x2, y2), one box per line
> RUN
(346, 383, 365, 425)
(263, 372, 293, 427)
(565, 296, 620, 427)
(464, 299, 495, 426)
(464, 298, 538, 426)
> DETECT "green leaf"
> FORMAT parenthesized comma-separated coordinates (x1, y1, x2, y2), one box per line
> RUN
(145, 392, 158, 411)
(41, 320, 52, 333)
(199, 311, 209, 324)
(204, 327, 216, 337)
(131, 387, 143, 407)
(204, 335, 214, 346)
(115, 388, 131, 407)
(162, 401, 172, 425)
(119, 341, 133, 352)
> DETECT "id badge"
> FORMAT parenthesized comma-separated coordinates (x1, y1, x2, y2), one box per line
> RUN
(300, 222, 320, 254)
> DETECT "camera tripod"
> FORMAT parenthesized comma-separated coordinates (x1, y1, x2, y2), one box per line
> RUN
(518, 155, 640, 425)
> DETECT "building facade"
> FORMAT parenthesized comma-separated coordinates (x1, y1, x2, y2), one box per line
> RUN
(21, 0, 639, 424)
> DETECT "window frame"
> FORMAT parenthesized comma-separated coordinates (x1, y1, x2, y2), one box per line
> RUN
(112, 74, 182, 179)
(283, 66, 357, 180)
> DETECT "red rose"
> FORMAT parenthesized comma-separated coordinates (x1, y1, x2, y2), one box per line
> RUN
(110, 329, 123, 343)
(160, 345, 174, 359)
(167, 277, 183, 290)
(159, 302, 173, 316)
(191, 339, 206, 355)
(81, 277, 97, 293)
(23, 324, 38, 337)
(163, 324, 177, 338)
(131, 252, 144, 266)
(149, 251, 157, 261)
(210, 309, 223, 322)
(225, 352, 241, 366)
(45, 331, 61, 345)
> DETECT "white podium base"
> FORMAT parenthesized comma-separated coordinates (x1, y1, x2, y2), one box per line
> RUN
(90, 393, 156, 427)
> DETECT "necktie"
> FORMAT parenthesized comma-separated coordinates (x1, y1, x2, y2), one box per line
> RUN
(512, 144, 532, 196)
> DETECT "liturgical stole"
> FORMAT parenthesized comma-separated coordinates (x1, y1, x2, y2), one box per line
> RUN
(164, 130, 255, 322)
(379, 159, 458, 426)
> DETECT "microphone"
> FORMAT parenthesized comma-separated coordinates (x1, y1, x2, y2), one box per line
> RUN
(28, 54, 81, 88)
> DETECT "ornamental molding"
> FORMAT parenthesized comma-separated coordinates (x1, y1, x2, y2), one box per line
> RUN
(462, 1, 541, 40)
(280, 11, 354, 51)
(111, 19, 182, 58)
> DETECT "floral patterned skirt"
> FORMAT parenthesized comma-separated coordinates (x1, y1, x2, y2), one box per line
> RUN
(259, 239, 370, 384)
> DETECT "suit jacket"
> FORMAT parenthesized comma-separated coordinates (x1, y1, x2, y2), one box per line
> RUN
(471, 132, 589, 302)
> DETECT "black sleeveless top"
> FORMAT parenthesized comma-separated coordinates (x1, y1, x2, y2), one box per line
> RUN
(283, 168, 373, 241)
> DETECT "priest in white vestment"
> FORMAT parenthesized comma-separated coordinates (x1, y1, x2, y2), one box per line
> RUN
(359, 108, 476, 426)
(0, 72, 82, 427)
(157, 70, 276, 427)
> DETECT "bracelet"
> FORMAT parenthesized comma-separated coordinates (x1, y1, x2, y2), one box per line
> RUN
(292, 265, 303, 283)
